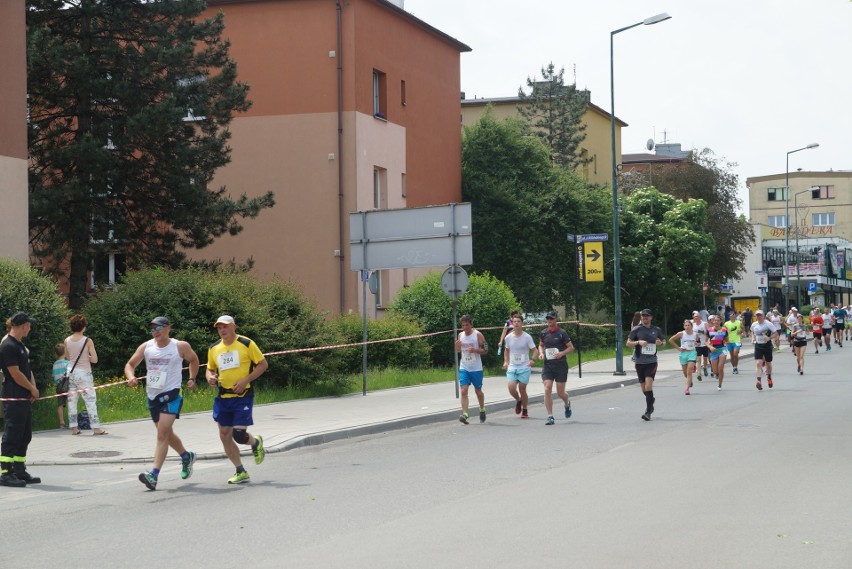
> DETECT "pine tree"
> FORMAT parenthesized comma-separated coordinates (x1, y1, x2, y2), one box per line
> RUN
(27, 0, 274, 307)
(517, 62, 591, 171)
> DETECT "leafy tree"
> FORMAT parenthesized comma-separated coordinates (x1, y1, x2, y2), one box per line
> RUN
(391, 271, 518, 367)
(0, 260, 70, 386)
(617, 187, 716, 331)
(518, 62, 591, 171)
(620, 148, 754, 283)
(462, 109, 611, 312)
(27, 0, 275, 308)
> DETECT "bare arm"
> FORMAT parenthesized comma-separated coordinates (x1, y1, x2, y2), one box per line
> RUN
(124, 343, 147, 387)
(177, 341, 200, 390)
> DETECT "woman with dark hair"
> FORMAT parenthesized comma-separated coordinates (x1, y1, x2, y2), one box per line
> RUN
(65, 315, 108, 435)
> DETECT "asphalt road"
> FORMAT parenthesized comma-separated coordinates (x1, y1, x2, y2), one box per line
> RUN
(4, 345, 851, 569)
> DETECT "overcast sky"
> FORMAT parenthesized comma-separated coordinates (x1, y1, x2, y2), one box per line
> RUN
(404, 0, 851, 212)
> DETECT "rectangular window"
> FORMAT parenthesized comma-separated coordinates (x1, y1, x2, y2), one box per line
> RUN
(767, 187, 787, 201)
(768, 215, 787, 228)
(373, 70, 387, 119)
(373, 167, 387, 209)
(811, 185, 836, 199)
(812, 212, 835, 226)
(400, 79, 406, 106)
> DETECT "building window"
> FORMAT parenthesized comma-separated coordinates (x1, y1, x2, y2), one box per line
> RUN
(373, 70, 387, 119)
(400, 79, 406, 106)
(767, 187, 787, 201)
(768, 215, 787, 228)
(812, 185, 836, 199)
(373, 167, 387, 209)
(812, 212, 835, 226)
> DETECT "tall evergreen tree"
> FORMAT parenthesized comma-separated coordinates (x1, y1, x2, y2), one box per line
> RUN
(517, 62, 591, 171)
(27, 0, 274, 307)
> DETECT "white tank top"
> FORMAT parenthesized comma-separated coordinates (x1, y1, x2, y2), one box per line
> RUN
(66, 336, 93, 373)
(459, 329, 483, 372)
(680, 332, 697, 350)
(143, 338, 184, 397)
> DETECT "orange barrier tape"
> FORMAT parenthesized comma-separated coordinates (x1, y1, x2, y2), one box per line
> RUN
(0, 319, 615, 402)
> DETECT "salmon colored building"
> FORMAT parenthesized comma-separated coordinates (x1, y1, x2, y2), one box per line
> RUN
(0, 0, 29, 262)
(195, 0, 471, 314)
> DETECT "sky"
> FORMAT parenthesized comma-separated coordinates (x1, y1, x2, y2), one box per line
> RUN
(403, 0, 851, 213)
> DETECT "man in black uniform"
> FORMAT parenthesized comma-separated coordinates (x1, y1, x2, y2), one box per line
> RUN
(1, 312, 41, 487)
(626, 308, 665, 421)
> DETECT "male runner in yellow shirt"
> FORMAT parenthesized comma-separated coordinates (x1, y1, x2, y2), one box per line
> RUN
(206, 315, 268, 484)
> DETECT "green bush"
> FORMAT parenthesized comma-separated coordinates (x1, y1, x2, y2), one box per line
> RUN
(0, 259, 69, 387)
(82, 267, 348, 390)
(391, 271, 519, 367)
(333, 313, 431, 373)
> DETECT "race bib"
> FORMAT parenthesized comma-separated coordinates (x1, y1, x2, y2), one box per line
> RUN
(462, 352, 475, 364)
(681, 340, 695, 350)
(218, 350, 240, 371)
(641, 343, 657, 355)
(147, 370, 165, 389)
(545, 348, 558, 360)
(511, 352, 525, 365)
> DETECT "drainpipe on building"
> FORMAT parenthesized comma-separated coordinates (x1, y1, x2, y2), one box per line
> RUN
(336, 0, 345, 313)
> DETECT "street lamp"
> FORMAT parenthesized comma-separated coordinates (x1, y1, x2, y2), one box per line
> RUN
(785, 143, 819, 309)
(610, 12, 671, 375)
(794, 187, 816, 308)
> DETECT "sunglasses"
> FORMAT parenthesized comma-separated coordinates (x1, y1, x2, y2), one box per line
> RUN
(150, 325, 167, 332)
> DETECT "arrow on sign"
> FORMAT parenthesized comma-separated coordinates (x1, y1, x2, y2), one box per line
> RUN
(586, 249, 601, 262)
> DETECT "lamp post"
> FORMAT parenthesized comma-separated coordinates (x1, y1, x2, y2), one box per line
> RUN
(610, 12, 671, 375)
(785, 143, 818, 308)
(794, 188, 815, 308)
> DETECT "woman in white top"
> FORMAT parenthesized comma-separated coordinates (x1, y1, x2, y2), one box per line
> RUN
(669, 320, 698, 395)
(65, 314, 107, 435)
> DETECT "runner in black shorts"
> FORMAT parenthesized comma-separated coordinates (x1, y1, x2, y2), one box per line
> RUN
(626, 308, 665, 421)
(750, 310, 778, 390)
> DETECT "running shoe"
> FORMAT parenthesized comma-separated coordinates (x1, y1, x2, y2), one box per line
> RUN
(545, 416, 555, 426)
(564, 402, 572, 419)
(514, 399, 522, 415)
(521, 409, 529, 419)
(479, 410, 486, 423)
(685, 388, 690, 395)
(717, 386, 722, 391)
(252, 435, 265, 465)
(797, 367, 801, 373)
(703, 367, 708, 377)
(799, 370, 803, 375)
(767, 377, 773, 388)
(641, 412, 651, 421)
(756, 380, 763, 391)
(827, 346, 831, 351)
(228, 470, 250, 484)
(139, 471, 157, 491)
(180, 451, 196, 480)
(458, 413, 469, 425)
(733, 368, 738, 374)
(815, 349, 819, 354)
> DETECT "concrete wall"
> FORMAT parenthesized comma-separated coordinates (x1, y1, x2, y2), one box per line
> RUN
(0, 0, 29, 262)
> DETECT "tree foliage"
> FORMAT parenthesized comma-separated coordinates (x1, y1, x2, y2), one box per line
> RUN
(27, 0, 275, 308)
(0, 260, 70, 386)
(390, 271, 518, 367)
(81, 267, 347, 390)
(620, 148, 754, 283)
(462, 109, 611, 312)
(517, 62, 591, 171)
(617, 187, 716, 331)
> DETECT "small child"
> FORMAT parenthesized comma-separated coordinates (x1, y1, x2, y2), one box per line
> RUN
(52, 343, 69, 429)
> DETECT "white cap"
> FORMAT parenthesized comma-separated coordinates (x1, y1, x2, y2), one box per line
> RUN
(692, 310, 700, 316)
(213, 315, 236, 327)
(755, 309, 764, 315)
(791, 307, 798, 311)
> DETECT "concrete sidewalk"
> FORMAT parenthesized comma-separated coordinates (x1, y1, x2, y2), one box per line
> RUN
(28, 345, 753, 466)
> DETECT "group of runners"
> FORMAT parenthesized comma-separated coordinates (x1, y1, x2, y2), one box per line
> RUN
(669, 304, 851, 396)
